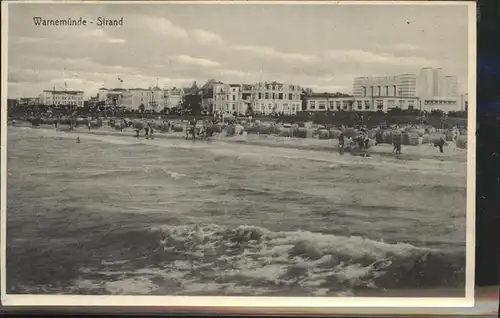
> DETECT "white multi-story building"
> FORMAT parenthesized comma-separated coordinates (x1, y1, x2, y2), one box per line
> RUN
(305, 94, 420, 113)
(460, 93, 468, 112)
(227, 84, 243, 115)
(41, 89, 85, 107)
(353, 68, 461, 113)
(96, 88, 127, 107)
(200, 79, 229, 115)
(417, 67, 434, 99)
(306, 94, 355, 112)
(117, 86, 166, 112)
(98, 88, 109, 101)
(432, 68, 444, 97)
(121, 88, 152, 111)
(226, 84, 254, 115)
(443, 76, 458, 98)
(420, 97, 460, 113)
(352, 74, 417, 98)
(417, 67, 458, 99)
(164, 87, 184, 110)
(251, 81, 302, 115)
(150, 86, 165, 112)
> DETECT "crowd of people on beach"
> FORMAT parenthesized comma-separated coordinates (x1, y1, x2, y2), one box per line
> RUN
(8, 109, 463, 157)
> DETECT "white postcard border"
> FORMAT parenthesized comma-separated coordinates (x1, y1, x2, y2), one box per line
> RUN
(1, 0, 477, 311)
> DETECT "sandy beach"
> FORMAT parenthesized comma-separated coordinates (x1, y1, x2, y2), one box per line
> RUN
(10, 121, 467, 163)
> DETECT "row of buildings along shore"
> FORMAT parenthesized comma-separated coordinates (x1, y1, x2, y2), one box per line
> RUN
(12, 67, 469, 115)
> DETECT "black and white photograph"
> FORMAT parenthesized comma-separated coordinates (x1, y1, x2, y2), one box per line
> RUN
(2, 0, 475, 306)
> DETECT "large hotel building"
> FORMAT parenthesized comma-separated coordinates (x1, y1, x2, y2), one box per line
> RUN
(352, 74, 417, 98)
(352, 67, 461, 112)
(41, 89, 85, 108)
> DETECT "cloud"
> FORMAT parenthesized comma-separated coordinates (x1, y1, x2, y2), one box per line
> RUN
(173, 55, 221, 68)
(86, 29, 127, 44)
(216, 69, 247, 78)
(12, 28, 126, 45)
(142, 16, 225, 47)
(8, 73, 22, 83)
(190, 29, 225, 45)
(233, 45, 318, 64)
(142, 16, 190, 40)
(7, 55, 143, 96)
(6, 4, 467, 98)
(390, 43, 422, 52)
(14, 37, 43, 44)
(13, 55, 137, 76)
(325, 49, 435, 67)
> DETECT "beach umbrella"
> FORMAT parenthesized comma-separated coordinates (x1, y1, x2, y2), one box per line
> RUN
(343, 128, 359, 138)
(317, 129, 330, 140)
(456, 136, 467, 149)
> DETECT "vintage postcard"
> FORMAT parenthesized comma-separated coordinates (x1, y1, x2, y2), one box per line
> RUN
(1, 0, 476, 311)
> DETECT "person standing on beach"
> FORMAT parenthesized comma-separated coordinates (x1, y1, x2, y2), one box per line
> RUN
(357, 136, 364, 150)
(88, 121, 91, 131)
(338, 132, 345, 155)
(393, 135, 402, 155)
(375, 130, 383, 145)
(438, 137, 445, 153)
(190, 118, 197, 141)
(144, 126, 150, 139)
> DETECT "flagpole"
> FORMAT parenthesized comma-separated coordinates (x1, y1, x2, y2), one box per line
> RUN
(63, 67, 67, 91)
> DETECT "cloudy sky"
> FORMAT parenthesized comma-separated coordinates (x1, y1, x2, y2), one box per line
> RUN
(7, 2, 470, 98)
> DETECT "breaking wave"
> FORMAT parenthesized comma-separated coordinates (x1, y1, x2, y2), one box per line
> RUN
(9, 224, 465, 296)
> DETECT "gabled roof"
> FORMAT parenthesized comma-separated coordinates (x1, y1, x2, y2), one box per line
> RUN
(201, 79, 226, 89)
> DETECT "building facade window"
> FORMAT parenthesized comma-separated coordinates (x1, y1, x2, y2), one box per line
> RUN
(377, 100, 384, 110)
